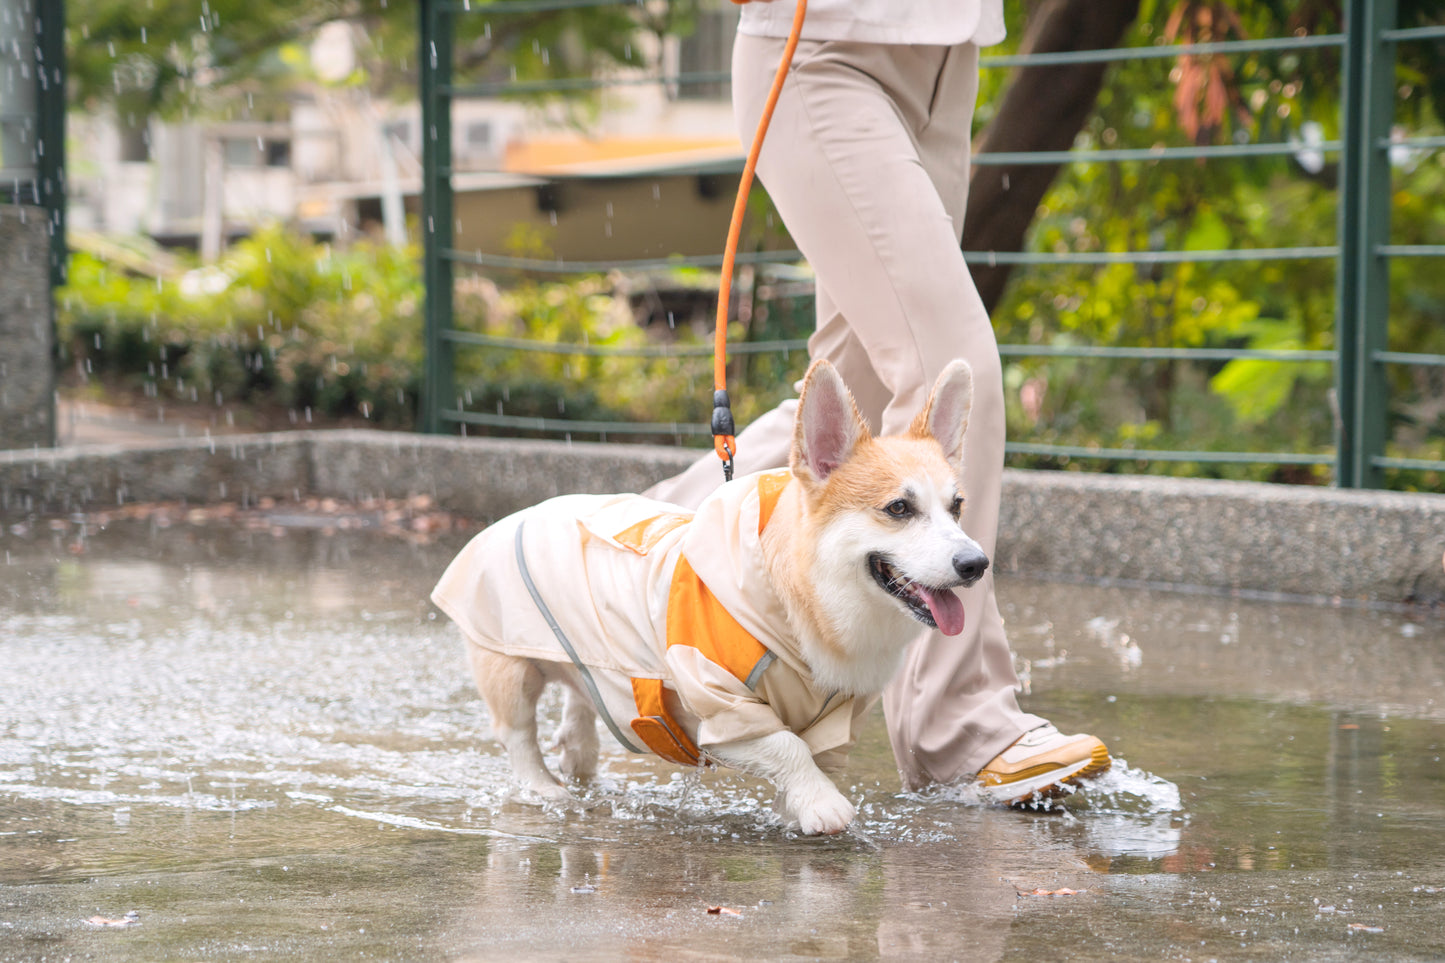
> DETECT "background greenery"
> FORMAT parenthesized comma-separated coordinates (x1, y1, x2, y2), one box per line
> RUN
(57, 226, 798, 436)
(59, 0, 1445, 490)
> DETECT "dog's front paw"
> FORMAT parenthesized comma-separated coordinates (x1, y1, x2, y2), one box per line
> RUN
(521, 777, 573, 805)
(790, 784, 855, 836)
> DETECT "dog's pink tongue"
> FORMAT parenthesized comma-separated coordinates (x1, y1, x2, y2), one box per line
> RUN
(919, 586, 966, 636)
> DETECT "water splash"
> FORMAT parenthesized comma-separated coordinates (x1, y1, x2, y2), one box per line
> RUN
(1019, 758, 1186, 860)
(920, 755, 1185, 859)
(1079, 757, 1183, 816)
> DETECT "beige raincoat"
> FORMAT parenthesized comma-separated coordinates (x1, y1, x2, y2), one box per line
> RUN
(431, 470, 872, 769)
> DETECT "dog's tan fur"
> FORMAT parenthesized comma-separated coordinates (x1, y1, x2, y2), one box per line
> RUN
(766, 439, 966, 678)
(466, 359, 986, 834)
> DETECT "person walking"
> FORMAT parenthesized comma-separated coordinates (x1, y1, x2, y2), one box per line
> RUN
(646, 0, 1111, 800)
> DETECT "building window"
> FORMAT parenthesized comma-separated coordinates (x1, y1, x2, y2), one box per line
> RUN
(119, 119, 150, 163)
(676, 2, 738, 102)
(465, 121, 493, 152)
(224, 137, 291, 168)
(224, 137, 259, 167)
(383, 120, 412, 152)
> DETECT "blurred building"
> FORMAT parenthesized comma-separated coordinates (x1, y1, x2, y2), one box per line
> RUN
(65, 9, 764, 266)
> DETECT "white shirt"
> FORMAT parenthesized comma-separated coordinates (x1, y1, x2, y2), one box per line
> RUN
(738, 0, 1006, 47)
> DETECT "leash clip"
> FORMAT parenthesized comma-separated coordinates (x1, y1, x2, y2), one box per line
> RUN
(712, 389, 736, 483)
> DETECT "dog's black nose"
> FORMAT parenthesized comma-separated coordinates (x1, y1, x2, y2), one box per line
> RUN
(953, 547, 989, 587)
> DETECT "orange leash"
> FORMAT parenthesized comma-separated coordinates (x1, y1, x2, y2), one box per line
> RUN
(712, 0, 808, 482)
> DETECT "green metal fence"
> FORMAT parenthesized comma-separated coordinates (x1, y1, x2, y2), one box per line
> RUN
(418, 0, 1445, 489)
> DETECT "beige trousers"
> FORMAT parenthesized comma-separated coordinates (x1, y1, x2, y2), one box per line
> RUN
(646, 35, 1042, 789)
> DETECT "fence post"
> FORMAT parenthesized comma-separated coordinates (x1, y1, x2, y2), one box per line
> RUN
(36, 0, 66, 288)
(419, 0, 456, 435)
(1335, 0, 1395, 489)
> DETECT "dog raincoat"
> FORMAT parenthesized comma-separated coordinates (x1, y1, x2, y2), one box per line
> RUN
(431, 470, 872, 768)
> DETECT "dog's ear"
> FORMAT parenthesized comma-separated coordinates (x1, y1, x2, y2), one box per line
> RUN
(792, 359, 869, 488)
(909, 360, 973, 473)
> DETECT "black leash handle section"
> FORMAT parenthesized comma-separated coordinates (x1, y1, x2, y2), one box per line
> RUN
(711, 389, 736, 482)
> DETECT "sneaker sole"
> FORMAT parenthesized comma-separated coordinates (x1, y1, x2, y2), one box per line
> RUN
(981, 743, 1112, 806)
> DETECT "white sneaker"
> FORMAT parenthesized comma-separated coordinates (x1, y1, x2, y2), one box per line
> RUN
(975, 723, 1111, 805)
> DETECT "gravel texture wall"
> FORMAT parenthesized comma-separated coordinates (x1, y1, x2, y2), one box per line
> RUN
(3, 430, 1441, 605)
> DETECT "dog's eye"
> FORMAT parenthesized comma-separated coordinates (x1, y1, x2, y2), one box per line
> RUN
(950, 496, 964, 518)
(884, 499, 912, 518)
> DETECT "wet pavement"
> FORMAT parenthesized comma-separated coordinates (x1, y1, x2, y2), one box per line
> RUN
(2, 510, 1444, 961)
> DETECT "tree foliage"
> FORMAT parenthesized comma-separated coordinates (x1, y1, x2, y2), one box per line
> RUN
(973, 0, 1445, 487)
(67, 0, 698, 122)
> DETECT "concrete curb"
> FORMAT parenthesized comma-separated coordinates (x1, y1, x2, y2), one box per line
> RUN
(997, 470, 1445, 606)
(3, 429, 1442, 605)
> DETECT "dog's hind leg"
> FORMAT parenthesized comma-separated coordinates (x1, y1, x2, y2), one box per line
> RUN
(554, 678, 600, 783)
(468, 645, 570, 802)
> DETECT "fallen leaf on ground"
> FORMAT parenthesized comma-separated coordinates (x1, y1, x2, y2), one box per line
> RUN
(85, 912, 140, 928)
(1020, 887, 1083, 897)
(706, 906, 742, 916)
(1348, 923, 1384, 934)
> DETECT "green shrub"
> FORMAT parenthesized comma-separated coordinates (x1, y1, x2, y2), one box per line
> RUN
(55, 225, 796, 438)
(58, 226, 422, 426)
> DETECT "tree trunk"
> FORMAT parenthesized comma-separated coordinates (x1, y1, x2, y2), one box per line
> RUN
(964, 0, 1142, 314)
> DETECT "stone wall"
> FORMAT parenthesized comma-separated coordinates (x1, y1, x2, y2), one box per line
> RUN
(3, 430, 1444, 606)
(0, 206, 55, 450)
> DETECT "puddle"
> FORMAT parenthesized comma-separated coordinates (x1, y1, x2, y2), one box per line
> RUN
(2, 515, 1444, 961)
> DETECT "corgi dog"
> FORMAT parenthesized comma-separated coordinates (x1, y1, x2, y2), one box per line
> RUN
(431, 359, 988, 835)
